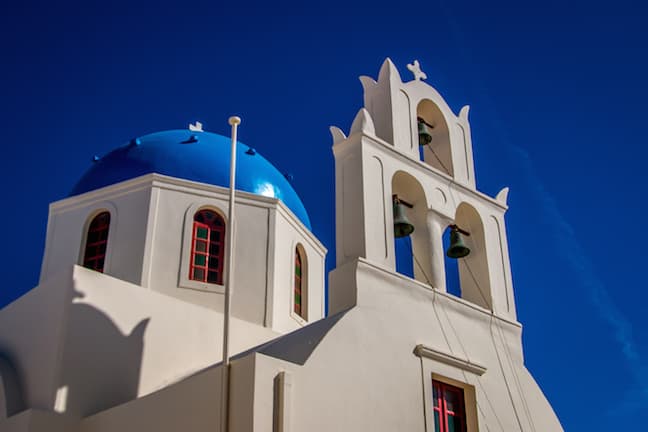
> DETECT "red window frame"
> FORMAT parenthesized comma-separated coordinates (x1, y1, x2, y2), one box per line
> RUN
(189, 210, 225, 285)
(294, 249, 303, 317)
(83, 211, 111, 273)
(433, 380, 467, 432)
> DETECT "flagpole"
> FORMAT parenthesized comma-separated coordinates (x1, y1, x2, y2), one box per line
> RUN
(221, 115, 240, 432)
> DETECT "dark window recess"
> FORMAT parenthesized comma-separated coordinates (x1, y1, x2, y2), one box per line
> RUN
(294, 249, 303, 317)
(83, 212, 111, 273)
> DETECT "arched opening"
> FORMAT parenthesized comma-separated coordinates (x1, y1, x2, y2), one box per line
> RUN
(392, 171, 433, 285)
(294, 244, 307, 320)
(82, 211, 111, 273)
(442, 228, 461, 297)
(417, 100, 454, 177)
(189, 209, 226, 285)
(443, 203, 492, 309)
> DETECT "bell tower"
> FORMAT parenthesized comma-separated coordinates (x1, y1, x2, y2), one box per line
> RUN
(329, 58, 516, 321)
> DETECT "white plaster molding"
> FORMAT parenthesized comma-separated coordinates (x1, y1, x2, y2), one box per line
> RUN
(51, 174, 325, 253)
(359, 75, 376, 92)
(495, 187, 510, 205)
(377, 57, 402, 85)
(178, 202, 228, 294)
(329, 126, 347, 146)
(353, 257, 521, 328)
(413, 344, 486, 376)
(349, 108, 376, 136)
(459, 105, 470, 121)
(362, 136, 508, 212)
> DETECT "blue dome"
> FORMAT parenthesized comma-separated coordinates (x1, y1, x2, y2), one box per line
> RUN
(71, 130, 311, 229)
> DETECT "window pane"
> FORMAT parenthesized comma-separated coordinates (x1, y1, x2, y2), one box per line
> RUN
(195, 240, 207, 252)
(209, 244, 220, 255)
(447, 415, 456, 432)
(434, 412, 441, 432)
(88, 231, 99, 243)
(196, 227, 208, 239)
(193, 268, 205, 280)
(208, 271, 219, 283)
(194, 255, 206, 266)
(445, 389, 458, 412)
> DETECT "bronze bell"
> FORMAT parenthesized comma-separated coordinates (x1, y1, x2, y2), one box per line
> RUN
(393, 196, 414, 238)
(446, 226, 470, 258)
(418, 117, 433, 146)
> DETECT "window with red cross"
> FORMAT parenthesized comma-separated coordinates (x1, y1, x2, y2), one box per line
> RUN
(433, 380, 467, 432)
(189, 209, 225, 285)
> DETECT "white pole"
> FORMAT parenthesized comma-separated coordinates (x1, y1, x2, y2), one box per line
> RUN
(221, 115, 240, 432)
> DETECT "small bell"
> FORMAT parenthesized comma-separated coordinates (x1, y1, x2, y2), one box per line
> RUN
(446, 226, 470, 258)
(418, 117, 433, 146)
(393, 197, 415, 238)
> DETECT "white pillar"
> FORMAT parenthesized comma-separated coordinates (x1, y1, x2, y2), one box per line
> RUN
(426, 211, 447, 292)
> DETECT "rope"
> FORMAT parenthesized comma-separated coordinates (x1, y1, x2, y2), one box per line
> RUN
(405, 236, 434, 287)
(426, 143, 452, 175)
(410, 243, 505, 431)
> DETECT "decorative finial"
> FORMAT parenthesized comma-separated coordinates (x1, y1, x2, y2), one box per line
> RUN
(407, 60, 427, 81)
(189, 121, 203, 132)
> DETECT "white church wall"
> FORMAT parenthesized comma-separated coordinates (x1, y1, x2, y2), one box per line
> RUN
(144, 179, 270, 325)
(0, 268, 74, 412)
(77, 354, 262, 432)
(79, 363, 223, 432)
(40, 179, 152, 287)
(0, 409, 78, 432)
(268, 206, 326, 334)
(56, 265, 278, 418)
(267, 259, 561, 431)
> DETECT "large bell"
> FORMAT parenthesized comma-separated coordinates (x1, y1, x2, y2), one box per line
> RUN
(418, 118, 433, 146)
(446, 227, 470, 258)
(393, 199, 414, 238)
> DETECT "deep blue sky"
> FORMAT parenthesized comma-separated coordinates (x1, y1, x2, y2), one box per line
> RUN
(1, 1, 647, 429)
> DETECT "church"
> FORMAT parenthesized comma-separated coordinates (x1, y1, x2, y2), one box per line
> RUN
(0, 59, 563, 431)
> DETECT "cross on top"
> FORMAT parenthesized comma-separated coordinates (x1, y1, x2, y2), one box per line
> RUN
(407, 60, 427, 81)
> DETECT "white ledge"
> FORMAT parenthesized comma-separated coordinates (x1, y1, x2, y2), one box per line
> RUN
(413, 344, 487, 376)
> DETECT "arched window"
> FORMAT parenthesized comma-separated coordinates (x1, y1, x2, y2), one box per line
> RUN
(294, 245, 307, 320)
(83, 211, 111, 273)
(189, 209, 225, 285)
